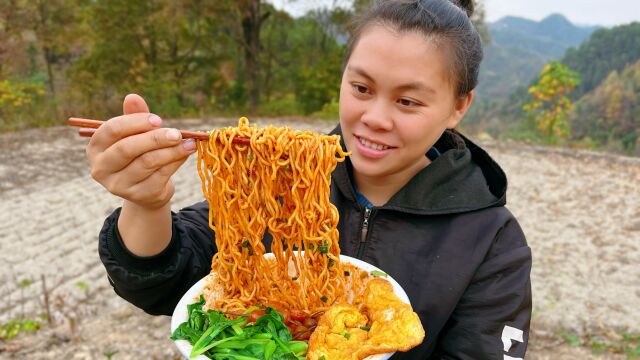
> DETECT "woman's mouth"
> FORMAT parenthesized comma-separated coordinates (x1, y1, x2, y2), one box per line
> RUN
(354, 135, 395, 159)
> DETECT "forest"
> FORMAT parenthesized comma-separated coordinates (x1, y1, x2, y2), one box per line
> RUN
(0, 0, 638, 155)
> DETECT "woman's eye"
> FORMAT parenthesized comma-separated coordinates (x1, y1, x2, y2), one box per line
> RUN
(352, 84, 369, 94)
(398, 98, 419, 107)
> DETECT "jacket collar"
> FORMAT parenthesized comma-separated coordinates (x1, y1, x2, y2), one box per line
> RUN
(330, 125, 507, 215)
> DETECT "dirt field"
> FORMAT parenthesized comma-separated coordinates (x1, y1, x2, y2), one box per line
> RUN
(0, 118, 638, 359)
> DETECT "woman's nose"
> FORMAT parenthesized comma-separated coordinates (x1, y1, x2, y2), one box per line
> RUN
(360, 99, 393, 131)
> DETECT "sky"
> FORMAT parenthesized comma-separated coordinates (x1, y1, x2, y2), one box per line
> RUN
(267, 0, 640, 27)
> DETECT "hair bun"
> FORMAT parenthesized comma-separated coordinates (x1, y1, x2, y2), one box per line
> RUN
(451, 0, 474, 17)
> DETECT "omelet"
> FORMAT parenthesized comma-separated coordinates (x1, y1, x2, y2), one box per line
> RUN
(307, 278, 425, 360)
(361, 278, 425, 353)
(307, 304, 371, 360)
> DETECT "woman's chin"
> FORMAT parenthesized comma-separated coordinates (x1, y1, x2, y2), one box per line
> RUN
(350, 157, 392, 179)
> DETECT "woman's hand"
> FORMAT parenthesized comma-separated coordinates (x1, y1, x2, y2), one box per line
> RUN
(86, 94, 197, 210)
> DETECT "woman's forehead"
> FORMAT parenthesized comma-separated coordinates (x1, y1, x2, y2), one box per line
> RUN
(348, 25, 451, 88)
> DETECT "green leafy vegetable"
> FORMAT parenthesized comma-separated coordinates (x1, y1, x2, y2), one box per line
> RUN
(370, 270, 388, 278)
(171, 295, 307, 359)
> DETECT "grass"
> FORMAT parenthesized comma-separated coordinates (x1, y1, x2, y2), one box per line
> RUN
(0, 319, 41, 340)
(557, 329, 640, 359)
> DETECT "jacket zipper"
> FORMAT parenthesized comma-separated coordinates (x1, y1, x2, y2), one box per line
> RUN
(356, 207, 372, 259)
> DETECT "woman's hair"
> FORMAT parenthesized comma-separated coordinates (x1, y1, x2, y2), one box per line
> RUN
(343, 0, 483, 97)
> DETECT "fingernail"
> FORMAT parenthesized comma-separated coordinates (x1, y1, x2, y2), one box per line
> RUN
(183, 139, 196, 151)
(166, 128, 181, 141)
(149, 114, 162, 126)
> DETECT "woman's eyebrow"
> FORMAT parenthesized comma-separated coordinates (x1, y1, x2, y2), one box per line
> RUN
(347, 66, 375, 83)
(347, 65, 436, 95)
(396, 82, 437, 95)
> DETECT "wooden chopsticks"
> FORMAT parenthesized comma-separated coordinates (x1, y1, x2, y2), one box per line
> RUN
(68, 117, 250, 144)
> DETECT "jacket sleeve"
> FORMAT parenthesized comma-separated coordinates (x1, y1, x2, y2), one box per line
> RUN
(98, 201, 216, 316)
(432, 218, 532, 360)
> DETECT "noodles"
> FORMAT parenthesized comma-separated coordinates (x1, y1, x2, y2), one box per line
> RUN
(196, 118, 365, 314)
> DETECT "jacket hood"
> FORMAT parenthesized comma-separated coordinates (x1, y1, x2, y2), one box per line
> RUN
(330, 125, 507, 215)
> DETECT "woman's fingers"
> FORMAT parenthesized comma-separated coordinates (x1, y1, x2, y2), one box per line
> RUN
(115, 138, 196, 183)
(98, 140, 195, 200)
(97, 127, 188, 173)
(87, 113, 162, 159)
(126, 157, 190, 208)
(123, 93, 150, 115)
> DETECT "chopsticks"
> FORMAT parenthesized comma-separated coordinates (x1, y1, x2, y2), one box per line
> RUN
(68, 117, 250, 144)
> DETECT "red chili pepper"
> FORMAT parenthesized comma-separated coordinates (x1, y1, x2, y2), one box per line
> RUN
(248, 309, 266, 323)
(289, 309, 307, 322)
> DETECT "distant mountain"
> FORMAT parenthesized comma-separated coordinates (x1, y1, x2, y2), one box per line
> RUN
(476, 14, 599, 99)
(489, 14, 598, 58)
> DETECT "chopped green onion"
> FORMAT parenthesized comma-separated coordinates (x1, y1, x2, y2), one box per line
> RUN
(327, 259, 334, 268)
(344, 271, 350, 276)
(318, 240, 329, 254)
(359, 325, 371, 331)
(320, 295, 328, 303)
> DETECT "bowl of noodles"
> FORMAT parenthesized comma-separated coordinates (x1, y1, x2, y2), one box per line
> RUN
(170, 119, 424, 359)
(171, 253, 410, 360)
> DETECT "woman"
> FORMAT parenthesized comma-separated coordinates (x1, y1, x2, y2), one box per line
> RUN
(90, 0, 531, 358)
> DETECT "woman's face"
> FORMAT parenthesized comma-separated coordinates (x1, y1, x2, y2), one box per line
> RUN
(339, 25, 472, 183)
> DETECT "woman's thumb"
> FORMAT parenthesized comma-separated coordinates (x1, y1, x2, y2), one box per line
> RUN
(123, 93, 150, 115)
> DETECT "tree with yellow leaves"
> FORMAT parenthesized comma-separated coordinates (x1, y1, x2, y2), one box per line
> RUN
(523, 61, 581, 142)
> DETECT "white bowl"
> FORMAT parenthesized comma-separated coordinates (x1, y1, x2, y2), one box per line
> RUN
(171, 254, 411, 360)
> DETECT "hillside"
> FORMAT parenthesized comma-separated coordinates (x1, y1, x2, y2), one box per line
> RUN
(468, 20, 640, 155)
(477, 14, 597, 98)
(563, 22, 640, 98)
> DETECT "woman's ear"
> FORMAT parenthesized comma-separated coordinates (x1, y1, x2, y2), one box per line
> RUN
(446, 91, 474, 129)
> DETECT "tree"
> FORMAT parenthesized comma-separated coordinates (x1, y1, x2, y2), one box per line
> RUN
(569, 59, 640, 154)
(0, 0, 24, 76)
(24, 0, 83, 97)
(523, 61, 580, 142)
(200, 0, 270, 113)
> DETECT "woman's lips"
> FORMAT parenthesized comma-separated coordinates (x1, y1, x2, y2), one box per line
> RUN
(354, 135, 395, 159)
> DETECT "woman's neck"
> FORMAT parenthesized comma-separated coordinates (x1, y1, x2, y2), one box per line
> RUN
(353, 156, 431, 206)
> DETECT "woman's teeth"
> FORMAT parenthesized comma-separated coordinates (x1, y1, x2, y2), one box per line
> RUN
(358, 137, 390, 151)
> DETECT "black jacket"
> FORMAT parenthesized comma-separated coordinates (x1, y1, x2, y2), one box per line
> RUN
(99, 128, 532, 360)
